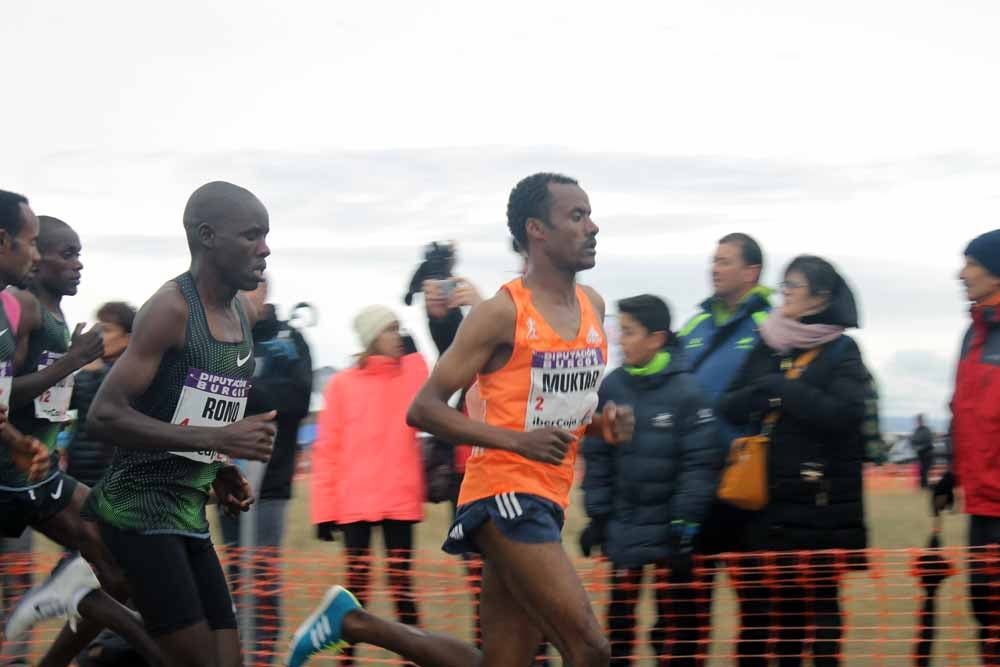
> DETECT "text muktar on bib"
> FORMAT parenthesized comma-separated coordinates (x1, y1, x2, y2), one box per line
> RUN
(525, 348, 605, 432)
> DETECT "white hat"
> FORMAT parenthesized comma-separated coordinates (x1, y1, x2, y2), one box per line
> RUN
(353, 305, 398, 350)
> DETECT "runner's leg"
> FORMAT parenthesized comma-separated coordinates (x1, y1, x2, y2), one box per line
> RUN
(474, 520, 610, 666)
(186, 536, 241, 667)
(0, 533, 33, 664)
(33, 483, 165, 667)
(97, 524, 228, 667)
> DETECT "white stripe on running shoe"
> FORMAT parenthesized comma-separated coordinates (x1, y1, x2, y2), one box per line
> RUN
(494, 494, 509, 519)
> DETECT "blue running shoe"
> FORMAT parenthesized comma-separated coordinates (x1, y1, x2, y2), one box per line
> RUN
(286, 585, 362, 666)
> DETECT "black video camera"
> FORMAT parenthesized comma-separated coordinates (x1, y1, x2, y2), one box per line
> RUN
(403, 242, 456, 306)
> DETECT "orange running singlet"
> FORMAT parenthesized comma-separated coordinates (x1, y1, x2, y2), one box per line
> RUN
(457, 278, 608, 509)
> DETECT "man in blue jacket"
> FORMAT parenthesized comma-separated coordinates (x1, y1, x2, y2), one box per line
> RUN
(676, 232, 772, 666)
(581, 294, 725, 665)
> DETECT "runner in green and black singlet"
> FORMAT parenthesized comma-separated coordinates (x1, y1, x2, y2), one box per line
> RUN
(89, 271, 254, 536)
(7, 307, 70, 485)
(49, 181, 275, 667)
(2, 213, 167, 667)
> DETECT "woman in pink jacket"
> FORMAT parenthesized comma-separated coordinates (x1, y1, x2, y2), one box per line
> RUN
(310, 305, 427, 659)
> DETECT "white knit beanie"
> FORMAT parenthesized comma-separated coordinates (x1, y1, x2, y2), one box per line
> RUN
(353, 305, 398, 351)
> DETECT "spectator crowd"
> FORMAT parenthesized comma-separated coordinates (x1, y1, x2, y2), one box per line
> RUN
(2, 182, 999, 666)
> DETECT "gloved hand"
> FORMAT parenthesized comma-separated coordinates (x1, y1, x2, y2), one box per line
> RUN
(932, 471, 956, 515)
(316, 521, 339, 542)
(667, 520, 699, 582)
(748, 374, 787, 413)
(579, 516, 609, 557)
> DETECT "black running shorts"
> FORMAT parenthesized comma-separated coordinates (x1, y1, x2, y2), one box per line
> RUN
(0, 472, 78, 538)
(99, 523, 237, 637)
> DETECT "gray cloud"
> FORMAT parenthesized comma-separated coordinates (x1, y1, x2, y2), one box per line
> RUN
(23, 146, 998, 421)
(877, 349, 954, 420)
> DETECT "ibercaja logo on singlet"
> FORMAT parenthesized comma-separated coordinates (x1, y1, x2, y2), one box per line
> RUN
(34, 351, 74, 422)
(169, 368, 251, 463)
(525, 348, 604, 432)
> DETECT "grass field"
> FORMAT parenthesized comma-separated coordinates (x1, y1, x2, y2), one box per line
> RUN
(13, 464, 986, 665)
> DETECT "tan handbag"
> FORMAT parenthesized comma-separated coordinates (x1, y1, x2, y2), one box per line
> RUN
(717, 348, 820, 511)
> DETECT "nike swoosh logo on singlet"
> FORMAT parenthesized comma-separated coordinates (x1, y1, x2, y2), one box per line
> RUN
(0, 330, 7, 337)
(50, 478, 64, 500)
(236, 350, 252, 367)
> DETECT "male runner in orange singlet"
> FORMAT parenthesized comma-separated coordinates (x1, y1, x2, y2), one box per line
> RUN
(287, 172, 633, 667)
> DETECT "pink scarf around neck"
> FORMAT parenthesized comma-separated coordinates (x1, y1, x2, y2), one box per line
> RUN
(759, 311, 845, 354)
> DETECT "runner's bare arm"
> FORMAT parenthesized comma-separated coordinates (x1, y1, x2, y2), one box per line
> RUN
(577, 286, 635, 443)
(0, 422, 50, 481)
(8, 288, 103, 408)
(88, 284, 274, 461)
(407, 293, 576, 465)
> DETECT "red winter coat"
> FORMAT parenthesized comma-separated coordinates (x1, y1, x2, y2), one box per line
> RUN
(951, 294, 1000, 518)
(310, 353, 428, 525)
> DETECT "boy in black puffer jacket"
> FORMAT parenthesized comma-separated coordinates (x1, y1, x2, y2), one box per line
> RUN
(581, 295, 727, 666)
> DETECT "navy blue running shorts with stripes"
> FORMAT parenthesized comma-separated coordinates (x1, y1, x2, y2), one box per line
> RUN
(442, 492, 565, 555)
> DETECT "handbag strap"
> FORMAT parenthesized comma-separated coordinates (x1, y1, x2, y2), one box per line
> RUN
(761, 347, 823, 427)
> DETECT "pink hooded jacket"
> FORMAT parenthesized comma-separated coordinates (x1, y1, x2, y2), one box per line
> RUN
(310, 353, 428, 525)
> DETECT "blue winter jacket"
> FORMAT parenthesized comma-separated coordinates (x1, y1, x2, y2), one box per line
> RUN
(581, 351, 727, 568)
(677, 287, 773, 405)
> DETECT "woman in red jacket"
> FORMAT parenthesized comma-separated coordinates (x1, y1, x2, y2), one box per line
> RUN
(310, 305, 427, 662)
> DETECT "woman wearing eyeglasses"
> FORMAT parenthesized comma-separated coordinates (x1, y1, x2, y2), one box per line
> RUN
(718, 255, 870, 667)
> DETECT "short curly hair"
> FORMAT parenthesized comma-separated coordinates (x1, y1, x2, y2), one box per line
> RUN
(506, 173, 578, 250)
(0, 190, 29, 238)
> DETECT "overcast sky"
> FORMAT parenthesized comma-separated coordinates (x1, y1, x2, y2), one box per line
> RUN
(4, 1, 1000, 422)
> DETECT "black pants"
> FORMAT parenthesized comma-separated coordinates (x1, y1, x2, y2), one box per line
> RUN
(607, 564, 674, 665)
(339, 520, 419, 665)
(624, 558, 769, 667)
(970, 515, 1000, 666)
(918, 451, 934, 489)
(767, 560, 843, 667)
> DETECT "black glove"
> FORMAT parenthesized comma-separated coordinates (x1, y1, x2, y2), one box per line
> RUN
(755, 373, 788, 398)
(579, 516, 608, 558)
(667, 521, 699, 582)
(316, 521, 339, 542)
(932, 471, 956, 515)
(748, 374, 787, 413)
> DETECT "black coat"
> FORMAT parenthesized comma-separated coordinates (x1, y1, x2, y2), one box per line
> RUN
(250, 308, 314, 501)
(582, 351, 727, 568)
(67, 365, 113, 488)
(718, 335, 869, 553)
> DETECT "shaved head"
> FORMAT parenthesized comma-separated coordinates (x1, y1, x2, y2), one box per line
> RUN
(183, 181, 267, 255)
(37, 215, 75, 254)
(182, 181, 270, 291)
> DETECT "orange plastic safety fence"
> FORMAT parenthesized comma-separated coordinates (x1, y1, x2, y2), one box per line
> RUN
(1, 545, 997, 666)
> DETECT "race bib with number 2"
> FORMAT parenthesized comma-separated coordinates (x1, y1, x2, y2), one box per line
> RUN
(34, 351, 74, 422)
